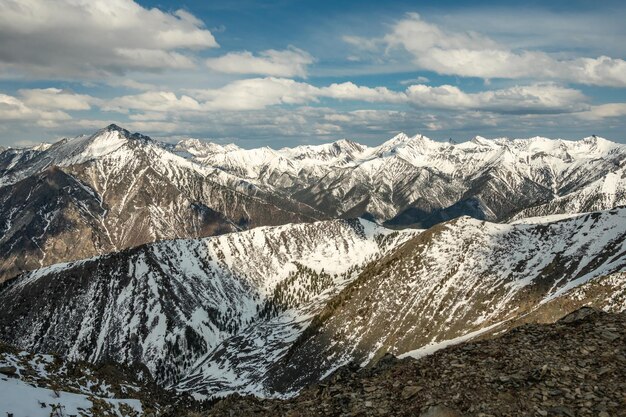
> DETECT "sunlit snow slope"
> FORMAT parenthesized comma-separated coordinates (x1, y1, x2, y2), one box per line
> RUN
(0, 219, 414, 388)
(1, 209, 624, 399)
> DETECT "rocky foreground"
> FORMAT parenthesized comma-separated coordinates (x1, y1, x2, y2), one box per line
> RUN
(206, 308, 626, 417)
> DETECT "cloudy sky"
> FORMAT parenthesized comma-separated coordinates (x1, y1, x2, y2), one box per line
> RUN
(1, 0, 626, 147)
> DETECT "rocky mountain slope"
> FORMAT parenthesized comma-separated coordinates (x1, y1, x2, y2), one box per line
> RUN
(0, 219, 413, 389)
(0, 208, 624, 401)
(262, 208, 626, 394)
(0, 125, 324, 282)
(206, 307, 626, 417)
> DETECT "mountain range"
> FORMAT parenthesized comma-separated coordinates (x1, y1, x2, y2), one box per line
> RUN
(0, 207, 624, 399)
(1, 125, 624, 283)
(0, 125, 625, 413)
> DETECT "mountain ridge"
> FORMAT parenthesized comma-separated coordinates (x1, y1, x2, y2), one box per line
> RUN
(1, 207, 624, 400)
(1, 124, 624, 283)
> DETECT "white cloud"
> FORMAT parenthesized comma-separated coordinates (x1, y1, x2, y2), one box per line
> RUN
(406, 83, 588, 114)
(578, 103, 626, 120)
(0, 93, 71, 124)
(103, 91, 201, 113)
(320, 82, 405, 103)
(205, 47, 314, 77)
(190, 78, 587, 114)
(110, 77, 586, 116)
(370, 13, 626, 87)
(96, 77, 590, 121)
(19, 88, 98, 111)
(191, 78, 320, 110)
(0, 0, 218, 78)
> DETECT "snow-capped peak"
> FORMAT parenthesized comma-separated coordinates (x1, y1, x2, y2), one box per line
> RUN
(81, 125, 130, 157)
(175, 138, 242, 158)
(581, 135, 618, 153)
(469, 135, 498, 147)
(37, 143, 53, 151)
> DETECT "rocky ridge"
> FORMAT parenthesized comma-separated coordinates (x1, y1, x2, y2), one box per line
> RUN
(205, 308, 626, 416)
(0, 124, 324, 283)
(0, 208, 624, 400)
(0, 219, 414, 390)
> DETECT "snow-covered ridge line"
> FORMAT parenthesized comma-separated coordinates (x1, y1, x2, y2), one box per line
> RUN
(252, 206, 626, 395)
(1, 207, 625, 399)
(174, 131, 623, 170)
(0, 218, 417, 388)
(9, 217, 399, 284)
(1, 124, 625, 285)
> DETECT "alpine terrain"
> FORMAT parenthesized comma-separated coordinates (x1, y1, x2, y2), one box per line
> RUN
(1, 126, 625, 284)
(0, 125, 625, 416)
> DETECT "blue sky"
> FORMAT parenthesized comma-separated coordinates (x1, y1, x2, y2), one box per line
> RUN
(1, 0, 625, 147)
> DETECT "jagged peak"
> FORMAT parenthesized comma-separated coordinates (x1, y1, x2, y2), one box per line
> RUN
(30, 142, 53, 151)
(102, 123, 128, 133)
(470, 135, 499, 147)
(582, 134, 615, 147)
(378, 132, 434, 149)
(332, 138, 365, 150)
(175, 138, 241, 155)
(390, 132, 410, 142)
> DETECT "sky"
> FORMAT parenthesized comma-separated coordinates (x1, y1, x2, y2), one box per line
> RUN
(1, 0, 626, 148)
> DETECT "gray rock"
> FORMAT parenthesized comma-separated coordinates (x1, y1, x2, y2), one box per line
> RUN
(420, 405, 464, 417)
(401, 385, 422, 400)
(559, 307, 597, 323)
(0, 366, 17, 376)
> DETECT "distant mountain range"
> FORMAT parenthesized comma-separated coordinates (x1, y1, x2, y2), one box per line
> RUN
(1, 125, 624, 282)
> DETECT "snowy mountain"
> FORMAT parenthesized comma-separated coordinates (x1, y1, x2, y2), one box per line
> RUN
(260, 208, 626, 395)
(175, 132, 626, 225)
(0, 125, 325, 282)
(0, 208, 624, 399)
(1, 124, 625, 405)
(0, 219, 414, 388)
(1, 125, 624, 284)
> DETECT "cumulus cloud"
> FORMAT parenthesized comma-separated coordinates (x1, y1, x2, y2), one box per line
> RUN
(103, 91, 201, 113)
(362, 13, 626, 87)
(320, 82, 405, 103)
(18, 88, 98, 111)
(406, 83, 588, 114)
(578, 103, 626, 120)
(179, 78, 587, 115)
(0, 0, 218, 78)
(0, 93, 71, 124)
(206, 47, 314, 77)
(188, 78, 320, 110)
